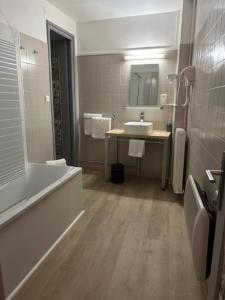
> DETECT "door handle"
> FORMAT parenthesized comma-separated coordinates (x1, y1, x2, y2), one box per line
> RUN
(206, 170, 223, 183)
(206, 152, 225, 210)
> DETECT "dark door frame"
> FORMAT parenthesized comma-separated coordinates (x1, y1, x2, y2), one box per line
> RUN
(46, 20, 78, 166)
(0, 264, 5, 300)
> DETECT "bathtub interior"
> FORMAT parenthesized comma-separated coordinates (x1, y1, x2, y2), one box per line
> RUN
(25, 163, 80, 198)
(0, 163, 81, 216)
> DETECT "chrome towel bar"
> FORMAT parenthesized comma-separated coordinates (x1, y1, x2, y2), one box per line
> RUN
(83, 113, 116, 120)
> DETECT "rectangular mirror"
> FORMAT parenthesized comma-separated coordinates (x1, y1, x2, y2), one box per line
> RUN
(129, 64, 159, 107)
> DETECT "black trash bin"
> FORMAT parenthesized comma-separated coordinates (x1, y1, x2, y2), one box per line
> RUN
(111, 163, 124, 184)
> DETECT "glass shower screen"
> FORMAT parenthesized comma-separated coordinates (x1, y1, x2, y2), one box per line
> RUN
(0, 12, 26, 213)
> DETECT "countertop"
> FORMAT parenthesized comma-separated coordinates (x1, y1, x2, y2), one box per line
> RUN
(106, 129, 171, 140)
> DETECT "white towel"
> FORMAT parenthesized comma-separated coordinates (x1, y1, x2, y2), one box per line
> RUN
(91, 117, 111, 139)
(128, 140, 145, 158)
(46, 158, 67, 166)
(83, 113, 102, 135)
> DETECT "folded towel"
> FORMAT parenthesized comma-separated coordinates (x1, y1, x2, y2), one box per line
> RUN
(83, 113, 102, 135)
(84, 117, 92, 135)
(46, 158, 67, 166)
(91, 117, 111, 139)
(128, 140, 145, 158)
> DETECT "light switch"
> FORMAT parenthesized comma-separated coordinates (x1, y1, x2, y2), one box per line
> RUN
(45, 95, 50, 103)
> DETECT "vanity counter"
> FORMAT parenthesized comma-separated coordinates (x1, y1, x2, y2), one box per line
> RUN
(105, 129, 171, 190)
(106, 129, 171, 140)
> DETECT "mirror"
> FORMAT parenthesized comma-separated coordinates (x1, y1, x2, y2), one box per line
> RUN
(129, 64, 159, 107)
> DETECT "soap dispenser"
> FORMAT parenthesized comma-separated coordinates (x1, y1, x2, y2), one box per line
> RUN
(166, 120, 172, 132)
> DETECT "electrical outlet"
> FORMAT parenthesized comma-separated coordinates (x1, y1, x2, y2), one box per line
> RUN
(160, 94, 168, 105)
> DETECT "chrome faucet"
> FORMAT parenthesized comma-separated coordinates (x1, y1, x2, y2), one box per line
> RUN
(140, 111, 144, 122)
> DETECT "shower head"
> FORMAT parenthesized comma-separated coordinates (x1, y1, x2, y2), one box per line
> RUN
(134, 72, 142, 79)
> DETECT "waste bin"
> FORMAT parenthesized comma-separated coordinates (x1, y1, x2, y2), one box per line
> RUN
(111, 163, 124, 184)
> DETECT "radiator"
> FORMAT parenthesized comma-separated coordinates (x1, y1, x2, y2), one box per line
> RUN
(184, 175, 215, 280)
(172, 128, 186, 194)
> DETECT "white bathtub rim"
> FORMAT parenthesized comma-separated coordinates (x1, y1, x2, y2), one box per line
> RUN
(6, 209, 85, 300)
(0, 166, 82, 229)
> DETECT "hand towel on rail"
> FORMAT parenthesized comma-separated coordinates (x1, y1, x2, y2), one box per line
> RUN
(128, 140, 145, 158)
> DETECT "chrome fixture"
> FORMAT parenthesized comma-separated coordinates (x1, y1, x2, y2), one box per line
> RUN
(134, 72, 142, 79)
(161, 65, 196, 109)
(206, 170, 223, 183)
(83, 112, 116, 120)
(134, 72, 142, 105)
(205, 152, 225, 210)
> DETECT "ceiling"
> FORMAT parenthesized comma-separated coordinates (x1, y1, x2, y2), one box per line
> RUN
(48, 0, 183, 22)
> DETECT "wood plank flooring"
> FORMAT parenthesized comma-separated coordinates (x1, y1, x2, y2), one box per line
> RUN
(14, 171, 206, 300)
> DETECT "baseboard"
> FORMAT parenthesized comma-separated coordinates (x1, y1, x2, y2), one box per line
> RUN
(6, 210, 85, 300)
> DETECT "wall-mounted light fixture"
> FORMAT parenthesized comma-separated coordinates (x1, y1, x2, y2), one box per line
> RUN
(124, 53, 165, 60)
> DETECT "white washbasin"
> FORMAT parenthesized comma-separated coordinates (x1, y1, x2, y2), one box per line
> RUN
(124, 121, 153, 135)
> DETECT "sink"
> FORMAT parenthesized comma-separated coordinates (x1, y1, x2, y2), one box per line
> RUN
(124, 121, 153, 135)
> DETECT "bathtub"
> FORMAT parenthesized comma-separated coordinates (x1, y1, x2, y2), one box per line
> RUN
(0, 163, 84, 298)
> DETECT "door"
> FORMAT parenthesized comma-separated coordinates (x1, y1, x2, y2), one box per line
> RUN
(47, 21, 78, 166)
(51, 38, 72, 164)
(0, 265, 5, 300)
(207, 152, 225, 299)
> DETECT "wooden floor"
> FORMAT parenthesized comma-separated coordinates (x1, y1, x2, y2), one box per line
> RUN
(14, 171, 206, 300)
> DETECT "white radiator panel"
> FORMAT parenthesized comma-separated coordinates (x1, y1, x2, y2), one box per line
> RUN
(172, 128, 186, 194)
(184, 175, 210, 281)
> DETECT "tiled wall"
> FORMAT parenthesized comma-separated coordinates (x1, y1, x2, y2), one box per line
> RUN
(186, 0, 225, 297)
(173, 0, 195, 130)
(78, 53, 177, 178)
(20, 33, 54, 163)
(186, 0, 225, 187)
